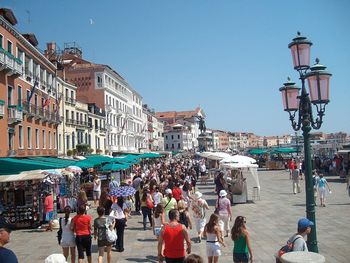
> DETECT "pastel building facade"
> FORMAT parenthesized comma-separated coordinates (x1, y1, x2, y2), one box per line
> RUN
(0, 9, 60, 158)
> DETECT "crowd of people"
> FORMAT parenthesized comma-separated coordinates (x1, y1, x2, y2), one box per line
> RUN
(0, 154, 329, 263)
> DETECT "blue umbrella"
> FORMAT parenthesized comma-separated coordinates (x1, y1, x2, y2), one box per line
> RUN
(109, 186, 136, 197)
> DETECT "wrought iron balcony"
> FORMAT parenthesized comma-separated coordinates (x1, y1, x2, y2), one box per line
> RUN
(7, 105, 23, 124)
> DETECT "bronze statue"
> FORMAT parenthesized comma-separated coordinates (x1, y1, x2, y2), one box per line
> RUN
(196, 116, 206, 135)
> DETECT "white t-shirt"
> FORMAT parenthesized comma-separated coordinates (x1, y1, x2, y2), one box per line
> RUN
(93, 179, 101, 192)
(110, 203, 127, 219)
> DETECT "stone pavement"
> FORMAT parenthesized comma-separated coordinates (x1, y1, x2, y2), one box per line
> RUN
(7, 170, 350, 262)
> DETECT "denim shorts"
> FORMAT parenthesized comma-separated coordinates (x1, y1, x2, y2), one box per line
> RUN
(233, 252, 249, 263)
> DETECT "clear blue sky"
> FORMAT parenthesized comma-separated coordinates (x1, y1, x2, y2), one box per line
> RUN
(3, 0, 349, 136)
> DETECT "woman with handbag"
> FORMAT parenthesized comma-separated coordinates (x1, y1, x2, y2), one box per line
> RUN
(110, 197, 127, 252)
(94, 207, 115, 263)
(141, 189, 154, 230)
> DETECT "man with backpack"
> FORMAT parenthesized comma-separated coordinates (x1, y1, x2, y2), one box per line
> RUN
(276, 218, 313, 262)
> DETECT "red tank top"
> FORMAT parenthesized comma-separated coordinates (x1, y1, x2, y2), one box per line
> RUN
(163, 223, 185, 258)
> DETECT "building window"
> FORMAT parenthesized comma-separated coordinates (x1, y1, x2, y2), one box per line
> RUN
(42, 130, 46, 149)
(49, 131, 52, 149)
(72, 132, 75, 148)
(17, 86, 22, 106)
(7, 40, 12, 54)
(171, 144, 174, 149)
(58, 134, 61, 151)
(165, 135, 168, 140)
(35, 129, 39, 149)
(27, 127, 32, 149)
(178, 143, 181, 149)
(177, 135, 180, 139)
(0, 34, 3, 48)
(54, 132, 57, 149)
(8, 131, 14, 150)
(7, 86, 13, 105)
(165, 144, 168, 150)
(18, 126, 23, 148)
(66, 135, 70, 150)
(171, 135, 174, 140)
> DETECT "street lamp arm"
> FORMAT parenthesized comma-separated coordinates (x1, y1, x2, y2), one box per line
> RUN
(288, 109, 302, 131)
(310, 103, 326, 130)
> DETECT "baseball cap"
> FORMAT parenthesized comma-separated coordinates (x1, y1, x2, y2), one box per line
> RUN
(165, 188, 172, 195)
(298, 218, 314, 230)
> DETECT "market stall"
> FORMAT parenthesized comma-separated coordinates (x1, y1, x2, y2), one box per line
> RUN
(219, 155, 260, 204)
(0, 170, 52, 228)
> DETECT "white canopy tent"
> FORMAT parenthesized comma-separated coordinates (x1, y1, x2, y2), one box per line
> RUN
(219, 155, 260, 190)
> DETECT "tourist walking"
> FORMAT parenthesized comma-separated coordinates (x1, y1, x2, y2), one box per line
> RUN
(203, 213, 225, 263)
(93, 174, 101, 207)
(214, 173, 225, 197)
(77, 189, 88, 211)
(178, 200, 192, 230)
(59, 206, 76, 263)
(317, 174, 331, 207)
(153, 186, 163, 207)
(217, 190, 232, 237)
(44, 191, 54, 231)
(158, 209, 191, 263)
(152, 204, 166, 240)
(132, 174, 143, 214)
(94, 207, 114, 263)
(231, 216, 253, 263)
(110, 196, 127, 252)
(191, 191, 209, 243)
(141, 189, 154, 230)
(71, 205, 92, 263)
(162, 189, 177, 220)
(276, 218, 313, 262)
(292, 165, 301, 194)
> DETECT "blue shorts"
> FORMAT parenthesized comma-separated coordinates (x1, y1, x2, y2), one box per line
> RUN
(45, 211, 54, 221)
(233, 252, 249, 263)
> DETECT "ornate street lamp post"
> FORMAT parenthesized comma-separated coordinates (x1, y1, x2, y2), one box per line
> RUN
(279, 32, 332, 253)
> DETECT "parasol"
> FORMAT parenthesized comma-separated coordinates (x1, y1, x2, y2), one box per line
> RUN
(109, 186, 136, 197)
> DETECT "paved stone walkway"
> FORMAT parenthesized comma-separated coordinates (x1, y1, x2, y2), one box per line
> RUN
(7, 170, 350, 262)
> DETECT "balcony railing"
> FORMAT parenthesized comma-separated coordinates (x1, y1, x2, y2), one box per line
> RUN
(7, 150, 16, 157)
(65, 97, 76, 105)
(0, 48, 23, 76)
(8, 105, 23, 124)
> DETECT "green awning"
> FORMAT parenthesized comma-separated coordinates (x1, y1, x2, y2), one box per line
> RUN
(26, 156, 78, 167)
(99, 162, 131, 172)
(248, 149, 268, 155)
(271, 147, 298, 154)
(0, 158, 59, 175)
(0, 100, 5, 105)
(139, 152, 163, 159)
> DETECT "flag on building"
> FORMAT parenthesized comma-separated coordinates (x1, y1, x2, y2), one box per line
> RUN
(28, 78, 39, 103)
(43, 97, 50, 108)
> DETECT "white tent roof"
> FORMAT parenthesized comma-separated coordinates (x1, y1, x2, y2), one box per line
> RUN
(198, 152, 232, 160)
(220, 155, 257, 166)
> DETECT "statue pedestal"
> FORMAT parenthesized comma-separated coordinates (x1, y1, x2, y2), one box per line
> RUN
(197, 134, 211, 152)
